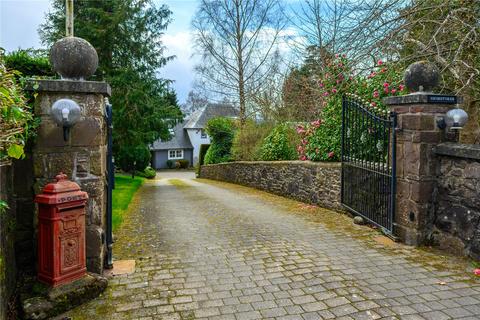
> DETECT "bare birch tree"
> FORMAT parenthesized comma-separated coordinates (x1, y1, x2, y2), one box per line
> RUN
(192, 0, 286, 124)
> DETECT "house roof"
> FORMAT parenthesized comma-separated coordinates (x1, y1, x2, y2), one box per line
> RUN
(150, 121, 193, 151)
(183, 103, 239, 129)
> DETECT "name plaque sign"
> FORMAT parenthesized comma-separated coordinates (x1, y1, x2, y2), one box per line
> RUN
(427, 95, 457, 104)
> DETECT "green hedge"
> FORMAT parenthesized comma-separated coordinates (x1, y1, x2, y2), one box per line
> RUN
(204, 117, 236, 164)
(199, 144, 210, 166)
(4, 49, 55, 77)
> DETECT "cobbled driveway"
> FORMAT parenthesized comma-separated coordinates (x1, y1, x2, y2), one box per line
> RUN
(64, 171, 480, 320)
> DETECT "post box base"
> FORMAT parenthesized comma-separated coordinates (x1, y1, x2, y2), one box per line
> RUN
(38, 267, 87, 287)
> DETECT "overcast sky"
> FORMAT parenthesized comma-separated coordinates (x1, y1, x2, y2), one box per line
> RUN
(0, 0, 200, 104)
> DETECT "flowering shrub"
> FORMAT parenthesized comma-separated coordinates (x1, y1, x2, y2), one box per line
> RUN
(298, 55, 406, 162)
(354, 59, 407, 113)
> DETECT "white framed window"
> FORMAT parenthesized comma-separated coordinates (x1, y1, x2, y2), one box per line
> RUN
(201, 129, 207, 139)
(168, 149, 183, 160)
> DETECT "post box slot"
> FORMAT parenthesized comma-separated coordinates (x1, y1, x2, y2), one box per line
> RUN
(58, 204, 85, 212)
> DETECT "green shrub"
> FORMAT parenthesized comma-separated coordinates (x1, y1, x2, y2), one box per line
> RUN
(199, 144, 210, 166)
(204, 117, 235, 164)
(259, 124, 297, 161)
(4, 49, 54, 77)
(166, 159, 174, 168)
(177, 159, 189, 168)
(135, 166, 156, 179)
(231, 121, 274, 161)
(116, 144, 151, 172)
(0, 52, 35, 163)
(143, 166, 156, 179)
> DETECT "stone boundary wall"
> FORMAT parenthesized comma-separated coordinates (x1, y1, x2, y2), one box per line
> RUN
(199, 161, 342, 211)
(433, 143, 480, 260)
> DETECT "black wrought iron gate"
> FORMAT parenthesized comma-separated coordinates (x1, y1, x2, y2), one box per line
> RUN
(105, 101, 114, 269)
(341, 94, 397, 235)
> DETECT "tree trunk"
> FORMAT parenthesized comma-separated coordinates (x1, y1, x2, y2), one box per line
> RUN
(235, 0, 246, 127)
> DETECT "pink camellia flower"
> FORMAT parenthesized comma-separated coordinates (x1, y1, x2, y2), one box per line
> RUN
(378, 60, 383, 66)
(474, 269, 480, 276)
(384, 87, 389, 94)
(296, 125, 305, 134)
(311, 120, 321, 128)
(328, 151, 335, 158)
(335, 53, 339, 58)
(319, 82, 324, 88)
(368, 72, 376, 79)
(301, 139, 307, 145)
(373, 90, 379, 98)
(338, 62, 343, 67)
(383, 82, 389, 88)
(399, 84, 405, 91)
(342, 54, 346, 58)
(370, 102, 377, 107)
(391, 88, 397, 94)
(332, 88, 337, 94)
(323, 92, 329, 97)
(300, 155, 307, 161)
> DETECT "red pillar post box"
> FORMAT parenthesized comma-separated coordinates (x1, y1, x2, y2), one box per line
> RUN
(35, 173, 88, 287)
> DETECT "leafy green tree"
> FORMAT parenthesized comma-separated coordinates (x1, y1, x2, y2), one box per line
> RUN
(39, 0, 182, 171)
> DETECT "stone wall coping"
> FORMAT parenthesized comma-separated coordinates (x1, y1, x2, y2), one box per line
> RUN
(25, 79, 111, 96)
(202, 160, 341, 168)
(384, 94, 463, 106)
(434, 143, 480, 161)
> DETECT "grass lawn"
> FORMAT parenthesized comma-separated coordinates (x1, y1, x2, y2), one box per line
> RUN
(112, 174, 145, 232)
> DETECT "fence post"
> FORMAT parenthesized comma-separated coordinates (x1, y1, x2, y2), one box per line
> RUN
(384, 62, 461, 245)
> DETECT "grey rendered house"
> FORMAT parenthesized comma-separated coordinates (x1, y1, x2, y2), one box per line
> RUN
(151, 103, 238, 169)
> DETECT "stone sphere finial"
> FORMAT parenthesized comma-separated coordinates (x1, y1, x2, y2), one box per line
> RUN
(403, 61, 439, 93)
(50, 37, 98, 80)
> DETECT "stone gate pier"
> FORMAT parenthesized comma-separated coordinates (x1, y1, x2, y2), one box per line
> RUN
(27, 79, 110, 274)
(383, 62, 480, 260)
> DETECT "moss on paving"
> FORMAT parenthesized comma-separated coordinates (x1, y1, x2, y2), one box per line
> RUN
(168, 178, 191, 188)
(195, 178, 480, 281)
(112, 174, 145, 232)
